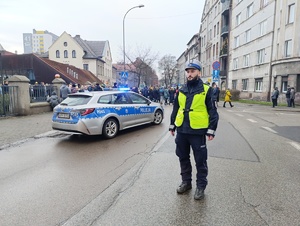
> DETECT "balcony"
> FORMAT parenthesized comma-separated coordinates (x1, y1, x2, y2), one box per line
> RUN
(221, 25, 229, 37)
(219, 70, 227, 78)
(222, 0, 230, 16)
(220, 47, 228, 58)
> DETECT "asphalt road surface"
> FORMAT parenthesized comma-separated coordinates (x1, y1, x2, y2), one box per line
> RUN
(1, 104, 300, 226)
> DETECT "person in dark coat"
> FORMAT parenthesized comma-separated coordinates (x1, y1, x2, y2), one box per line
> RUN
(271, 87, 279, 108)
(169, 59, 219, 200)
(47, 91, 60, 110)
(94, 83, 103, 91)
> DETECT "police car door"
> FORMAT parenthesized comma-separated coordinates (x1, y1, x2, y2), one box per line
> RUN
(127, 92, 153, 124)
(112, 93, 136, 128)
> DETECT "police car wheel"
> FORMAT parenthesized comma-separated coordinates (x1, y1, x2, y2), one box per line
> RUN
(152, 110, 163, 125)
(102, 118, 119, 139)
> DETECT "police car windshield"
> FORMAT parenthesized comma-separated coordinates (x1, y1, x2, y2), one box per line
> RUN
(61, 95, 92, 106)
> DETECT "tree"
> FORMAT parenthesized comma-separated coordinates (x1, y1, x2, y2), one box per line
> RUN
(158, 55, 177, 87)
(125, 46, 159, 88)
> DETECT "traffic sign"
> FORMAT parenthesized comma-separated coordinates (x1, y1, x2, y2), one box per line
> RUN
(212, 61, 220, 70)
(119, 71, 128, 79)
(212, 70, 220, 82)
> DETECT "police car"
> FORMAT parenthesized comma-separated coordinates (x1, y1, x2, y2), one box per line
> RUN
(52, 89, 164, 139)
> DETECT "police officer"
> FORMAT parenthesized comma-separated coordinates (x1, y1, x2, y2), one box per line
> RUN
(169, 59, 219, 200)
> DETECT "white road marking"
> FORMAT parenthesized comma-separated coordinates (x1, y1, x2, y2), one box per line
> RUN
(261, 126, 277, 134)
(247, 119, 257, 123)
(289, 142, 300, 151)
(235, 113, 243, 117)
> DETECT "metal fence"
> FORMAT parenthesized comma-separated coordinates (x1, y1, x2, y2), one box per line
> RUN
(29, 85, 58, 103)
(0, 86, 18, 116)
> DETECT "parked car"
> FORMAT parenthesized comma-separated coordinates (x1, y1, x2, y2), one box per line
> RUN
(52, 90, 164, 139)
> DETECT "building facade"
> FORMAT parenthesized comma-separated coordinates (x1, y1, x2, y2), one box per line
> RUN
(199, 0, 222, 85)
(48, 32, 113, 86)
(195, 0, 299, 103)
(23, 29, 58, 54)
(271, 0, 300, 100)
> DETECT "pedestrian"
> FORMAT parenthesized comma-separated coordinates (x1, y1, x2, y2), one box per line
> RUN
(163, 87, 170, 105)
(47, 91, 60, 110)
(271, 87, 279, 108)
(286, 85, 291, 107)
(212, 82, 220, 107)
(113, 82, 118, 88)
(60, 82, 71, 100)
(290, 87, 295, 108)
(223, 89, 234, 107)
(94, 83, 103, 91)
(169, 59, 219, 200)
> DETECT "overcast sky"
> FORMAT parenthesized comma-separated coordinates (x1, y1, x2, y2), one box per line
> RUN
(0, 0, 203, 64)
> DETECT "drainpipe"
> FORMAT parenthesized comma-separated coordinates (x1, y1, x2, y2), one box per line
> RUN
(268, 0, 277, 101)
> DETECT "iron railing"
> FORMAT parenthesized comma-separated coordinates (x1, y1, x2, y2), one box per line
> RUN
(0, 86, 18, 116)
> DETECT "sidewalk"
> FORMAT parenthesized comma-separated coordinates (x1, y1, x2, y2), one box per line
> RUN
(0, 112, 54, 150)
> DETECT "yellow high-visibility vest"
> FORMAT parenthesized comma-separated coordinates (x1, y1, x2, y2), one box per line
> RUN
(175, 84, 209, 129)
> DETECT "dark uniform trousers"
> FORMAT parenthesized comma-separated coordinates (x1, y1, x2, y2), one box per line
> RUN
(175, 132, 208, 189)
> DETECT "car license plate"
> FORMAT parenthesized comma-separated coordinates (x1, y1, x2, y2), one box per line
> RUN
(58, 113, 70, 119)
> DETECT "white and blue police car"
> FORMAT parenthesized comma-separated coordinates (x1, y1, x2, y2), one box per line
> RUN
(52, 89, 164, 139)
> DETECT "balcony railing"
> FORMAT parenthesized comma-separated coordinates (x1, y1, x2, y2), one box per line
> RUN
(222, 0, 230, 13)
(219, 70, 227, 78)
(220, 47, 228, 57)
(221, 25, 229, 36)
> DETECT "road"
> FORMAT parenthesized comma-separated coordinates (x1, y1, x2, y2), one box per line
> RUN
(0, 104, 300, 226)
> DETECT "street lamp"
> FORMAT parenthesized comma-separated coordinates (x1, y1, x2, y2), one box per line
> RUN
(123, 4, 145, 72)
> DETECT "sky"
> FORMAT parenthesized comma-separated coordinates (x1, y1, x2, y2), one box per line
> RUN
(0, 0, 203, 65)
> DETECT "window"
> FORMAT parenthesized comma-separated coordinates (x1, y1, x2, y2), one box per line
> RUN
(98, 95, 112, 104)
(216, 42, 219, 57)
(232, 80, 237, 90)
(260, 0, 268, 8)
(245, 29, 251, 43)
(72, 50, 76, 58)
(257, 49, 265, 64)
(242, 79, 248, 91)
(64, 50, 68, 58)
(288, 4, 295, 24)
(236, 13, 241, 26)
(243, 54, 250, 67)
(255, 78, 263, 91)
(214, 25, 216, 37)
(217, 22, 219, 35)
(247, 3, 254, 18)
(127, 93, 148, 104)
(260, 20, 267, 36)
(234, 36, 240, 48)
(284, 40, 292, 57)
(233, 58, 239, 69)
(56, 50, 60, 58)
(64, 42, 68, 47)
(83, 64, 89, 70)
(281, 77, 288, 92)
(213, 44, 215, 58)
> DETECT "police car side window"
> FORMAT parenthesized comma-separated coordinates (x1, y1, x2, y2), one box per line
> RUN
(98, 95, 112, 104)
(128, 93, 147, 104)
(113, 93, 130, 104)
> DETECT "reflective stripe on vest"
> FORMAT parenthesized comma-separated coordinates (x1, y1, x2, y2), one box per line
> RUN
(175, 84, 209, 129)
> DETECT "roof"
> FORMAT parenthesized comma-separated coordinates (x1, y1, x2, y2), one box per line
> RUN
(38, 57, 102, 85)
(0, 53, 102, 85)
(73, 35, 106, 60)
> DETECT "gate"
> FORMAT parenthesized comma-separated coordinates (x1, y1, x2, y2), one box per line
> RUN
(0, 86, 18, 117)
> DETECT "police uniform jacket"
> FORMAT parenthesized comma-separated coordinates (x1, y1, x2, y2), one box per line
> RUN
(170, 79, 219, 136)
